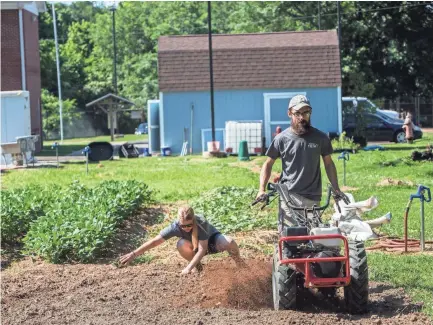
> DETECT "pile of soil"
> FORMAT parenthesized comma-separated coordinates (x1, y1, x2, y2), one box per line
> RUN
(1, 257, 430, 325)
(377, 178, 415, 187)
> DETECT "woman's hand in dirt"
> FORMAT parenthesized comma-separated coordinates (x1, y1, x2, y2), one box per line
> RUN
(119, 252, 136, 265)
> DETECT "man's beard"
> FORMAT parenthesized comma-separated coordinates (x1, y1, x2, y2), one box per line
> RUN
(291, 120, 311, 135)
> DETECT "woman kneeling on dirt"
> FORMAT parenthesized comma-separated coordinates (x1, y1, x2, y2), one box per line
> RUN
(119, 205, 244, 274)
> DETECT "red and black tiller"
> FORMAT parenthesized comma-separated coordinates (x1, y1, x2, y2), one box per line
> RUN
(252, 183, 368, 314)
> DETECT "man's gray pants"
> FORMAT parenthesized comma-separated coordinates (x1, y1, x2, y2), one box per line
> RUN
(278, 192, 320, 235)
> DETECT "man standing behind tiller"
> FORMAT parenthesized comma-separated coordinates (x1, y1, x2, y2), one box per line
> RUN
(256, 95, 343, 233)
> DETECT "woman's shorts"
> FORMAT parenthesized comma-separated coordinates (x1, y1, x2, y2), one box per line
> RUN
(207, 232, 222, 254)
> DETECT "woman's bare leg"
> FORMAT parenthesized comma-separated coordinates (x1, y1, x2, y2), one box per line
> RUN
(215, 235, 245, 266)
(177, 239, 203, 272)
(177, 238, 195, 261)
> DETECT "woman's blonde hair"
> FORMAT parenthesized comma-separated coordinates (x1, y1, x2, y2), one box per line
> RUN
(178, 205, 199, 252)
(178, 206, 194, 222)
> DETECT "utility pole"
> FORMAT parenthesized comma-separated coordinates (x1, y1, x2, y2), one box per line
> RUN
(337, 1, 341, 49)
(207, 1, 215, 143)
(337, 1, 343, 135)
(110, 4, 117, 140)
(337, 1, 342, 89)
(318, 2, 321, 30)
(52, 3, 64, 143)
(111, 6, 117, 95)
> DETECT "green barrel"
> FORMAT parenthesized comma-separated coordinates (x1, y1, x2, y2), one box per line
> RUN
(238, 140, 250, 161)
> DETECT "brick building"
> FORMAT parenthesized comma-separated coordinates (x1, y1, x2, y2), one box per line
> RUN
(1, 1, 46, 150)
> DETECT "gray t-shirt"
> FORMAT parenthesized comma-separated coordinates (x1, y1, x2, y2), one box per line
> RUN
(266, 127, 333, 201)
(159, 215, 219, 241)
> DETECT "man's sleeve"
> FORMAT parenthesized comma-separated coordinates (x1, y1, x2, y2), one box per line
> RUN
(265, 136, 281, 159)
(159, 223, 177, 240)
(321, 135, 334, 156)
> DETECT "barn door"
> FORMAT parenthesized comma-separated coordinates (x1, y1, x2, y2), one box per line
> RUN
(263, 92, 306, 147)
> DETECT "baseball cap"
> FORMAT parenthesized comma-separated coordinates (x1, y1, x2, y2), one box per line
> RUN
(288, 95, 312, 111)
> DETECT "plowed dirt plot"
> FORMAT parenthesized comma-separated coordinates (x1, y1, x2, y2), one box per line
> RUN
(2, 258, 430, 325)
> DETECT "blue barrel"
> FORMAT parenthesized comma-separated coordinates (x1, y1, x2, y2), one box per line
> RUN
(143, 148, 150, 156)
(161, 147, 171, 156)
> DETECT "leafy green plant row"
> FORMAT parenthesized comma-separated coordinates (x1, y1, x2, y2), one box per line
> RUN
(1, 185, 57, 243)
(190, 186, 276, 233)
(2, 180, 153, 263)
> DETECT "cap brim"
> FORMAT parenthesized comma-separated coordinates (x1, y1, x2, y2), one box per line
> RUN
(290, 103, 312, 111)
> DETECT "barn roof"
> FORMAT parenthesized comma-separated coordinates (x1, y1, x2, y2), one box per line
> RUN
(158, 30, 341, 92)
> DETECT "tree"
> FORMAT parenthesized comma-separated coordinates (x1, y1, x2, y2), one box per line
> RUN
(41, 89, 80, 139)
(340, 1, 433, 99)
(38, 1, 433, 135)
(61, 21, 94, 106)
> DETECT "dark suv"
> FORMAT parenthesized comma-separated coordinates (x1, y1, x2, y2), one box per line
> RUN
(343, 111, 423, 143)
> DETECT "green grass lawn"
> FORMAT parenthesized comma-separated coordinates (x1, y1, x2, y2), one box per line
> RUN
(369, 253, 433, 317)
(2, 157, 258, 202)
(2, 132, 433, 316)
(37, 144, 89, 157)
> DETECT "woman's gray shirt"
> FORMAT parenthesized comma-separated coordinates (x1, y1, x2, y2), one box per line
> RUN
(159, 215, 219, 241)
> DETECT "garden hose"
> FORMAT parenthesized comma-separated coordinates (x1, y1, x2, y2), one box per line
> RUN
(338, 151, 350, 186)
(367, 185, 432, 253)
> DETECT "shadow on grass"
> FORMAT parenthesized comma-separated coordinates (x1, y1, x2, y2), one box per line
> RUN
(1, 164, 64, 172)
(59, 159, 125, 166)
(31, 164, 64, 169)
(38, 144, 87, 157)
(378, 145, 429, 152)
(60, 160, 91, 165)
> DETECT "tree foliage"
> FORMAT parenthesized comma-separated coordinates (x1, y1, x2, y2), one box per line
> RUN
(39, 1, 433, 137)
(41, 89, 80, 139)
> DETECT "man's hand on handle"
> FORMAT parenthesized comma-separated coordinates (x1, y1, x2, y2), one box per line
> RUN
(332, 188, 344, 197)
(331, 187, 350, 206)
(255, 190, 267, 201)
(252, 191, 269, 207)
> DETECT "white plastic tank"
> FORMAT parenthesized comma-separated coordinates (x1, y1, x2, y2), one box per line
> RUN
(310, 227, 342, 247)
(225, 121, 263, 154)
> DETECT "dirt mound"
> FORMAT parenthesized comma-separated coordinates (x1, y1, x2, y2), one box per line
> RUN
(198, 259, 273, 310)
(341, 185, 359, 192)
(1, 257, 430, 325)
(377, 178, 415, 187)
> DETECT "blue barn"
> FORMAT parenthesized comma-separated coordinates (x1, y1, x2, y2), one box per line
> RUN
(148, 30, 342, 155)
